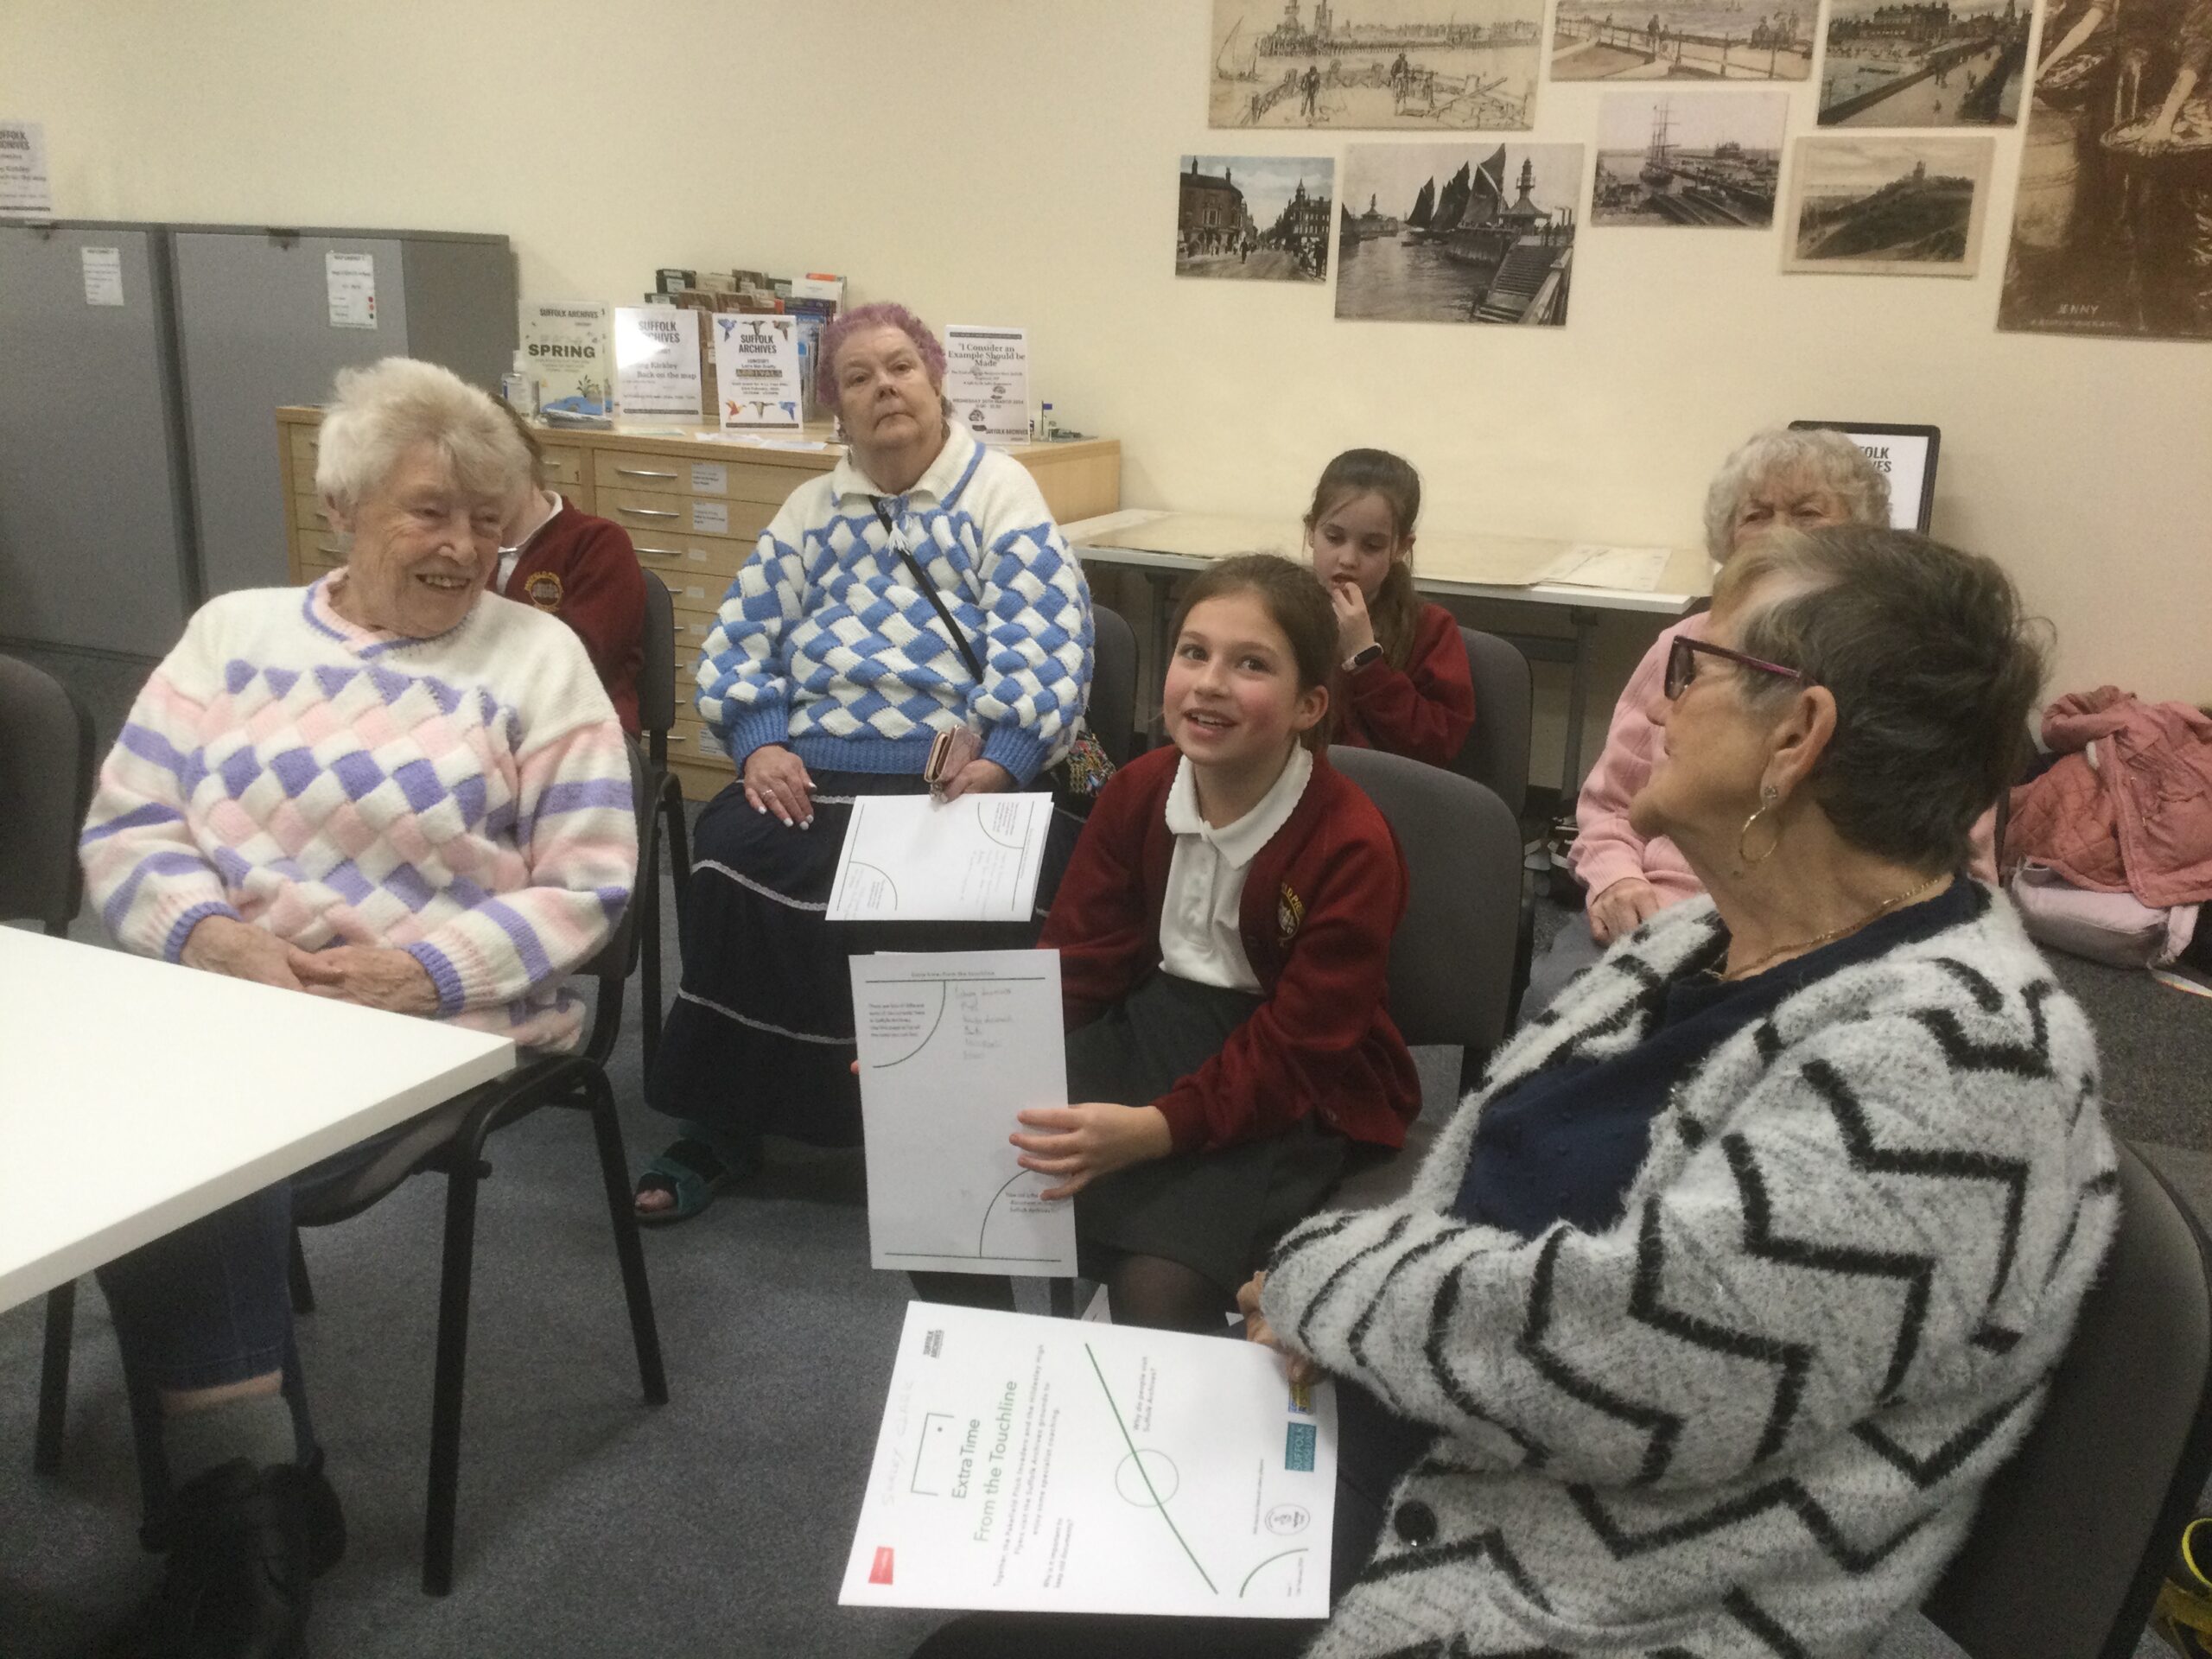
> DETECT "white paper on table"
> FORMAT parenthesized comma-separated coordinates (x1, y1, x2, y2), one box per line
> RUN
(0, 120, 53, 214)
(828, 792, 1053, 925)
(852, 949, 1077, 1276)
(80, 246, 123, 307)
(1535, 543, 1671, 591)
(944, 324, 1030, 447)
(842, 1303, 1337, 1616)
(324, 251, 377, 329)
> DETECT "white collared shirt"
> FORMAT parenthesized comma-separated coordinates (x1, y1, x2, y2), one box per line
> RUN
(495, 491, 565, 593)
(1158, 745, 1314, 992)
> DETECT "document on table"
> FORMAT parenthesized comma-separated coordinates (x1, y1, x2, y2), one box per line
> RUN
(828, 792, 1053, 925)
(851, 950, 1076, 1277)
(842, 1303, 1338, 1617)
(1535, 543, 1673, 591)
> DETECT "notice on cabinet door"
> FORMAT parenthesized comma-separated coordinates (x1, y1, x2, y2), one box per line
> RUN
(81, 246, 124, 307)
(0, 120, 52, 214)
(325, 252, 377, 329)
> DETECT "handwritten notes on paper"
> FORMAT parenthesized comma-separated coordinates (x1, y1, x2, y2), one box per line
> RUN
(828, 792, 1053, 925)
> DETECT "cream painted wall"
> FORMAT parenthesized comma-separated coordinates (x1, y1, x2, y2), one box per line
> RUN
(6, 0, 2207, 776)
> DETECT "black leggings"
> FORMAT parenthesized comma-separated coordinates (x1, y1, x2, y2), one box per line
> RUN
(908, 1382, 1429, 1657)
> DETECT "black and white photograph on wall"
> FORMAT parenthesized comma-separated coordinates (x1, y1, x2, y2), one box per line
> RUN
(1209, 0, 1542, 130)
(1818, 0, 2033, 126)
(1997, 2, 2212, 340)
(1551, 0, 1818, 79)
(1335, 142, 1581, 322)
(1782, 134, 1996, 275)
(1592, 92, 1786, 225)
(1175, 156, 1337, 281)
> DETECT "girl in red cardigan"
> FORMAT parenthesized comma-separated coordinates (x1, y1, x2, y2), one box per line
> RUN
(1305, 448, 1475, 768)
(1013, 555, 1421, 1332)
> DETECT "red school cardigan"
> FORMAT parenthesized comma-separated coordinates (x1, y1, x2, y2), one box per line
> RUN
(1335, 601, 1475, 769)
(500, 499, 647, 734)
(1039, 744, 1421, 1155)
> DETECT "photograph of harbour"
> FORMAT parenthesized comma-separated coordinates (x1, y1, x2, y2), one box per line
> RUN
(1818, 0, 2031, 126)
(1335, 142, 1581, 323)
(1998, 8, 2212, 340)
(1783, 135, 1995, 275)
(1176, 156, 1337, 282)
(1552, 0, 1818, 79)
(1210, 0, 1542, 130)
(1592, 92, 1786, 224)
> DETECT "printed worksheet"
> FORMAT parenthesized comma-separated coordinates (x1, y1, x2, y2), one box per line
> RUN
(842, 1304, 1338, 1618)
(828, 792, 1053, 925)
(852, 950, 1077, 1277)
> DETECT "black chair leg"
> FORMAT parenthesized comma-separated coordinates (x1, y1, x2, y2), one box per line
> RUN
(639, 829, 664, 1080)
(660, 776, 690, 928)
(287, 1228, 315, 1315)
(34, 1283, 74, 1475)
(422, 1161, 483, 1597)
(585, 1073, 669, 1406)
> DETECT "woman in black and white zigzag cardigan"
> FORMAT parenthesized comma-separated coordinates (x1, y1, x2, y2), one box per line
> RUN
(1248, 525, 2119, 1659)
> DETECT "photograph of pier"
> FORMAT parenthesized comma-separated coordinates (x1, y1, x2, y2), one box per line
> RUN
(1210, 0, 1542, 130)
(1818, 0, 2031, 126)
(1783, 135, 1995, 275)
(1552, 0, 1818, 79)
(1335, 142, 1581, 323)
(1593, 92, 1786, 224)
(1175, 155, 1337, 282)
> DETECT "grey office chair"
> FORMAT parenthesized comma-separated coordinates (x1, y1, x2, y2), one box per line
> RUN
(1452, 626, 1532, 823)
(36, 740, 671, 1598)
(1, 656, 99, 1480)
(1923, 1139, 2212, 1659)
(1088, 603, 1140, 766)
(637, 571, 690, 1073)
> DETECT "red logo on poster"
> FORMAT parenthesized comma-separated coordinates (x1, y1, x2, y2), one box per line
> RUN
(869, 1547, 895, 1585)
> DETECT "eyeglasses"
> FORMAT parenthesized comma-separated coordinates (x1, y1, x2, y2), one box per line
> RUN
(1664, 634, 1809, 700)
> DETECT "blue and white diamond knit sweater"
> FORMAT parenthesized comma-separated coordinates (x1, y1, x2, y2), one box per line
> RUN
(695, 424, 1093, 786)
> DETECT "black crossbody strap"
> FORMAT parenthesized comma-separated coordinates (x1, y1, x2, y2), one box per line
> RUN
(873, 497, 986, 684)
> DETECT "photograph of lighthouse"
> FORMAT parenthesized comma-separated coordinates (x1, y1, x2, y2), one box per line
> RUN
(1782, 134, 1995, 276)
(1335, 142, 1582, 322)
(1592, 92, 1787, 224)
(1175, 156, 1338, 281)
(1209, 0, 1544, 130)
(1817, 0, 2032, 126)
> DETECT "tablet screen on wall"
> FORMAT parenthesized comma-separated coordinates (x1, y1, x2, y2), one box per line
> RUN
(1789, 421, 1939, 533)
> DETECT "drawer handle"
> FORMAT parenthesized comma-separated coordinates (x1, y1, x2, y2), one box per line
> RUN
(634, 545, 683, 558)
(620, 506, 679, 519)
(616, 467, 679, 480)
(315, 539, 345, 555)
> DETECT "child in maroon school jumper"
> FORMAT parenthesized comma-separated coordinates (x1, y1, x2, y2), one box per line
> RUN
(1306, 448, 1474, 768)
(1014, 555, 1420, 1332)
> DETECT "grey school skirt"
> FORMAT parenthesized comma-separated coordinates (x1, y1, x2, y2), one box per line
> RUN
(1071, 970, 1347, 1296)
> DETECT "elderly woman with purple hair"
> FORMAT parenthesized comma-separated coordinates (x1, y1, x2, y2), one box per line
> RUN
(639, 302, 1094, 1222)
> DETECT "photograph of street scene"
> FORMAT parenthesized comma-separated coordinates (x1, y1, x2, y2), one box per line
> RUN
(1592, 92, 1787, 224)
(1783, 134, 1995, 275)
(1552, 0, 1818, 80)
(1175, 156, 1337, 282)
(1211, 0, 1542, 130)
(1818, 0, 2032, 125)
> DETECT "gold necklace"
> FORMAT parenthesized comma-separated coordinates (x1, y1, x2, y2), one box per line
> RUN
(1710, 871, 1950, 982)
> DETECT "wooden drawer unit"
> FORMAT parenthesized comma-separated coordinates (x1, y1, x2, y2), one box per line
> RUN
(599, 486, 765, 546)
(292, 493, 338, 536)
(539, 445, 588, 492)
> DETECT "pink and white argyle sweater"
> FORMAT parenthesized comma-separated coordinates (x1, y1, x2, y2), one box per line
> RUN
(80, 575, 637, 1051)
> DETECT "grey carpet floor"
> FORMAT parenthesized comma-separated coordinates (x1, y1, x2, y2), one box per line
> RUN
(4, 670, 2209, 1653)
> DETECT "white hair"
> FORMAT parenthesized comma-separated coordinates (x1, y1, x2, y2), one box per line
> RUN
(315, 358, 530, 513)
(1700, 428, 1891, 562)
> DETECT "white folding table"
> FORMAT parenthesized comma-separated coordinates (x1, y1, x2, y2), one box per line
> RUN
(0, 929, 515, 1314)
(1066, 509, 1713, 798)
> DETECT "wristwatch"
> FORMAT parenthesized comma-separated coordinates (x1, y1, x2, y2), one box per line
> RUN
(1345, 643, 1384, 671)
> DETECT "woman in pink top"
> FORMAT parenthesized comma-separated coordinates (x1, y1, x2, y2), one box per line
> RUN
(1529, 429, 1896, 1012)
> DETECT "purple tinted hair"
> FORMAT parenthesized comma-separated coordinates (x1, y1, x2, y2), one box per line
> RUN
(816, 302, 948, 412)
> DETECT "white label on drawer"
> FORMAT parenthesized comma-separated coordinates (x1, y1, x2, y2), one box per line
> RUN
(689, 547, 708, 562)
(689, 461, 728, 495)
(691, 500, 729, 534)
(684, 585, 708, 601)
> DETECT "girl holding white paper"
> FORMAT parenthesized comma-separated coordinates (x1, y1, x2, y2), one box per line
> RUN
(1006, 555, 1420, 1332)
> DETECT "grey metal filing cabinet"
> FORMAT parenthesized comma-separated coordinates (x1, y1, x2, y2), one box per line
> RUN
(0, 219, 514, 658)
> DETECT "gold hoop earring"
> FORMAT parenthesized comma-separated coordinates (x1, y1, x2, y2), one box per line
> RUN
(1738, 785, 1783, 868)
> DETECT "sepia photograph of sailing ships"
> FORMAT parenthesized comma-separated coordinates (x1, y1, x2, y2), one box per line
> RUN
(1336, 142, 1582, 322)
(1592, 91, 1787, 224)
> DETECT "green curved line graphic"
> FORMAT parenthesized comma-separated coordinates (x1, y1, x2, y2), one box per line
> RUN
(1238, 1547, 1309, 1597)
(1083, 1343, 1217, 1594)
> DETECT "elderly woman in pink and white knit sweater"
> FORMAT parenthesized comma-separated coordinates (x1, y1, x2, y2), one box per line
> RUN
(74, 357, 635, 1659)
(1526, 428, 1995, 1016)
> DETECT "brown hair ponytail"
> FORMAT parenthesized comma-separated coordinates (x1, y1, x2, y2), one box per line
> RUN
(1304, 448, 1422, 669)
